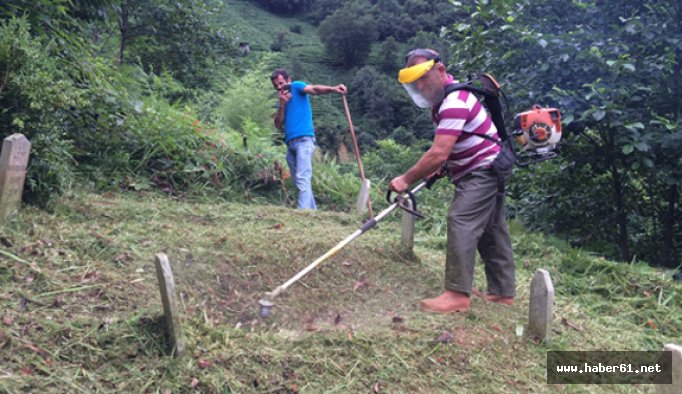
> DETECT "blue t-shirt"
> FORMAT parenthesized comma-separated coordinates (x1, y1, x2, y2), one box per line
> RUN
(283, 81, 314, 142)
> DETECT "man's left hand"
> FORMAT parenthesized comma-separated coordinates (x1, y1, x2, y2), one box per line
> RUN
(389, 175, 410, 194)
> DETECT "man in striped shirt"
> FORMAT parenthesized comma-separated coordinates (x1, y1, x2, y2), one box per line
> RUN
(389, 48, 515, 313)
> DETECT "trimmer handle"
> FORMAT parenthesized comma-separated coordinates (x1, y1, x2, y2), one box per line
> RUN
(386, 189, 424, 219)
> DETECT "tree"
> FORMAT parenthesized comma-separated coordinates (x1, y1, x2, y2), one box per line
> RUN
(445, 0, 681, 265)
(116, 0, 234, 89)
(378, 36, 400, 73)
(318, 3, 377, 67)
(252, 0, 314, 15)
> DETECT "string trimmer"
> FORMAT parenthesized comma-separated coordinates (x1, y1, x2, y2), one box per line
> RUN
(258, 174, 444, 318)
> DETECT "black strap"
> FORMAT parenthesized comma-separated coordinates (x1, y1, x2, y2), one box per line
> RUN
(441, 80, 510, 142)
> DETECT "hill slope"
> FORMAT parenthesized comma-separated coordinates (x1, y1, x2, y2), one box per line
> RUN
(0, 190, 679, 392)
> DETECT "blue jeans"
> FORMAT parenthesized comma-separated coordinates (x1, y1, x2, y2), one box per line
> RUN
(286, 136, 317, 210)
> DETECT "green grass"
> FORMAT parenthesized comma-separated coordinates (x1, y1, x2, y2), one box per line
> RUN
(0, 190, 680, 393)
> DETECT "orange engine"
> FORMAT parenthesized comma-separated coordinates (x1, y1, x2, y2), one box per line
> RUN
(513, 105, 562, 150)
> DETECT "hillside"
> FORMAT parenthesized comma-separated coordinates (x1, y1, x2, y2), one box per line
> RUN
(0, 190, 679, 392)
(219, 0, 394, 132)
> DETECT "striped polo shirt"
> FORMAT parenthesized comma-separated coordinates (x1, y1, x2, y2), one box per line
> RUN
(432, 84, 501, 182)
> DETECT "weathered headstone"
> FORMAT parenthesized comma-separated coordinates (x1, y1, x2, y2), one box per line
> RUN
(154, 253, 185, 356)
(400, 198, 416, 252)
(658, 344, 682, 394)
(356, 179, 371, 215)
(0, 134, 31, 221)
(528, 268, 555, 344)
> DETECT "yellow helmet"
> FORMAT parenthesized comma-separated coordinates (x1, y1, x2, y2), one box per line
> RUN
(398, 59, 436, 84)
(398, 49, 443, 108)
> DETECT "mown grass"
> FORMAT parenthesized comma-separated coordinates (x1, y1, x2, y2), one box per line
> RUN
(0, 190, 680, 393)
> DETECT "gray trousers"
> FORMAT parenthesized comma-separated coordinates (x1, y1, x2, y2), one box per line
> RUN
(444, 168, 515, 297)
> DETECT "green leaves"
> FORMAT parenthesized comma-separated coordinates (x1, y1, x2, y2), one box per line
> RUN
(318, 3, 377, 67)
(592, 109, 606, 121)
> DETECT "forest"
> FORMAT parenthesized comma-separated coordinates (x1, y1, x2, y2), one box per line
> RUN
(2, 0, 679, 268)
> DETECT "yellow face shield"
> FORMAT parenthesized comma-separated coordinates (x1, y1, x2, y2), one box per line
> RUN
(398, 59, 440, 108)
(398, 59, 436, 84)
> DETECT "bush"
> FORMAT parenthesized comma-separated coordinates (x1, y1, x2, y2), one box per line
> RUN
(270, 31, 288, 52)
(0, 18, 76, 208)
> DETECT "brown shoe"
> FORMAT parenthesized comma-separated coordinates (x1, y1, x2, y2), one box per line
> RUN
(420, 290, 470, 313)
(472, 289, 514, 306)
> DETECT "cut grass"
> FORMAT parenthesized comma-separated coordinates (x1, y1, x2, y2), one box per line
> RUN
(0, 190, 680, 393)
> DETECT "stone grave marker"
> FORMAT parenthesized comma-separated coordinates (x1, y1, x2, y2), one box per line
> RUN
(0, 134, 31, 221)
(658, 343, 681, 394)
(154, 253, 185, 356)
(400, 197, 416, 252)
(528, 268, 555, 344)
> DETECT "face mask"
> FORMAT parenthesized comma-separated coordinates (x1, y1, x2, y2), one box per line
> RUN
(398, 59, 440, 108)
(402, 82, 440, 108)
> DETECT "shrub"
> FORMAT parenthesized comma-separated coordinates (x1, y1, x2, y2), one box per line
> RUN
(0, 18, 76, 208)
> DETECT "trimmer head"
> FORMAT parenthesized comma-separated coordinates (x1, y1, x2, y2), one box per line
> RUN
(258, 298, 274, 318)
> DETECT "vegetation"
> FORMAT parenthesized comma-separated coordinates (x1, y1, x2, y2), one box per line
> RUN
(0, 191, 679, 392)
(317, 3, 378, 67)
(445, 0, 682, 266)
(1, 0, 681, 391)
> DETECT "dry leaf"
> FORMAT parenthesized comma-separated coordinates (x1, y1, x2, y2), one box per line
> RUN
(435, 331, 453, 343)
(374, 381, 382, 393)
(198, 359, 212, 369)
(162, 389, 171, 394)
(341, 261, 352, 267)
(0, 236, 13, 247)
(491, 324, 501, 332)
(0, 330, 10, 348)
(392, 315, 404, 324)
(560, 317, 583, 331)
(2, 314, 12, 326)
(190, 378, 199, 389)
(642, 290, 651, 297)
(114, 252, 134, 263)
(19, 367, 33, 376)
(334, 314, 342, 325)
(353, 280, 368, 292)
(23, 343, 50, 359)
(271, 223, 284, 230)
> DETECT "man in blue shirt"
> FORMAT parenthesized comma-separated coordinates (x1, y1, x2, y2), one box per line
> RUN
(271, 69, 347, 209)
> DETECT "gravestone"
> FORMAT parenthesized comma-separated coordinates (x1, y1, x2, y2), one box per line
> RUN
(400, 198, 416, 252)
(0, 134, 31, 221)
(154, 253, 185, 356)
(658, 344, 682, 394)
(528, 268, 555, 344)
